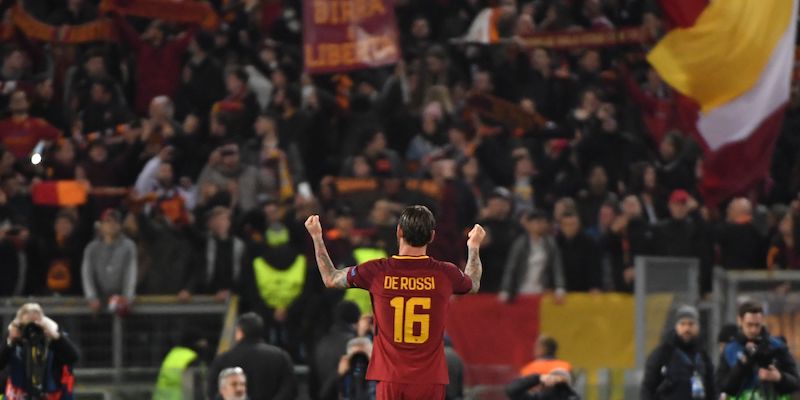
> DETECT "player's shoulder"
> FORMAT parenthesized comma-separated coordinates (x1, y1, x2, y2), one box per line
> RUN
(428, 257, 461, 272)
(352, 257, 388, 275)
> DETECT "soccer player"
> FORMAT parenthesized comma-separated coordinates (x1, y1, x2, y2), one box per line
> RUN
(305, 205, 484, 400)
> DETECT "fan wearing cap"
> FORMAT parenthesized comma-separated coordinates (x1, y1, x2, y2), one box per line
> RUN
(652, 189, 714, 293)
(642, 305, 715, 400)
(81, 209, 137, 313)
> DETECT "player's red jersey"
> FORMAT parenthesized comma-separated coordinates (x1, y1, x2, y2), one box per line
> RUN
(346, 255, 472, 384)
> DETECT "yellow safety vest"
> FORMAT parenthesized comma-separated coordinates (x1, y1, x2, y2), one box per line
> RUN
(265, 226, 290, 247)
(253, 255, 306, 309)
(343, 248, 387, 315)
(153, 346, 197, 400)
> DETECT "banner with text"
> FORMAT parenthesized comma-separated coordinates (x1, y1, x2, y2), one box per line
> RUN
(519, 27, 648, 49)
(303, 0, 401, 74)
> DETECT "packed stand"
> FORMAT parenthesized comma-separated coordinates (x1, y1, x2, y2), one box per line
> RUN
(0, 0, 799, 367)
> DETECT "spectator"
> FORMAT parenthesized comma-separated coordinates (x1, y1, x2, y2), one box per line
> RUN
(134, 195, 194, 296)
(0, 174, 32, 227)
(81, 78, 132, 135)
(0, 303, 79, 399)
(208, 312, 297, 400)
(197, 143, 273, 212)
(134, 149, 195, 211)
(218, 367, 248, 400)
(112, 15, 196, 114)
(29, 210, 85, 295)
(623, 65, 681, 147)
(214, 68, 260, 136)
(630, 162, 668, 224)
(0, 47, 30, 109)
(577, 165, 618, 228)
(641, 305, 715, 400)
(76, 139, 143, 212)
(653, 190, 713, 293)
(188, 206, 244, 299)
(81, 209, 137, 312)
(63, 49, 125, 121)
(519, 336, 573, 376)
(146, 96, 181, 142)
(767, 212, 800, 270)
(312, 301, 361, 400)
(500, 210, 565, 302)
(556, 211, 602, 292)
(717, 301, 799, 398)
(655, 132, 694, 193)
(511, 154, 540, 217)
(604, 195, 653, 291)
(175, 31, 226, 121)
(1, 46, 27, 83)
(0, 90, 61, 161)
(343, 130, 403, 178)
(717, 198, 766, 270)
(406, 103, 447, 165)
(29, 77, 64, 130)
(242, 113, 305, 185)
(477, 188, 519, 292)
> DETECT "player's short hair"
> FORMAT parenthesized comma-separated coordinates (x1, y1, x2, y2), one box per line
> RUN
(538, 335, 558, 358)
(236, 312, 264, 340)
(398, 205, 435, 247)
(738, 300, 764, 317)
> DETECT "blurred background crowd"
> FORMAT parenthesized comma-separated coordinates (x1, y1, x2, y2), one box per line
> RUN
(0, 0, 799, 368)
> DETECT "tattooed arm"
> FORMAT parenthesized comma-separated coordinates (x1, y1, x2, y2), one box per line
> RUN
(465, 224, 486, 294)
(305, 215, 349, 289)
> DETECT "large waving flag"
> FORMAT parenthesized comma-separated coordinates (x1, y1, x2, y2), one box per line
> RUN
(647, 0, 798, 206)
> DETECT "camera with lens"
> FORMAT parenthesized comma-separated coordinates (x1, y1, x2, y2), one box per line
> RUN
(19, 323, 48, 397)
(348, 352, 369, 379)
(746, 339, 776, 368)
(21, 323, 45, 343)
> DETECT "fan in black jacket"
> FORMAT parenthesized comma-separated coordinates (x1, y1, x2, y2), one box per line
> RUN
(208, 313, 297, 400)
(641, 305, 715, 400)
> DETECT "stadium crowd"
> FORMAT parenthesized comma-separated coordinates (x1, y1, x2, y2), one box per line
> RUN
(1, 0, 800, 377)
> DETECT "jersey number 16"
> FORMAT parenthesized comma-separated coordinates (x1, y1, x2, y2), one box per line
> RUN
(389, 297, 431, 344)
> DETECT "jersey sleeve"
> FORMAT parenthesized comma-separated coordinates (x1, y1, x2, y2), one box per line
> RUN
(443, 262, 473, 294)
(346, 259, 381, 290)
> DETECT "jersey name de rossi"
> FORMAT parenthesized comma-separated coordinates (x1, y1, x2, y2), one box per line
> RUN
(383, 276, 436, 291)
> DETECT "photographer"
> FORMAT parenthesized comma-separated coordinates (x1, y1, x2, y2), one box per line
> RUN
(0, 303, 79, 399)
(506, 369, 579, 400)
(717, 301, 799, 399)
(338, 337, 376, 400)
